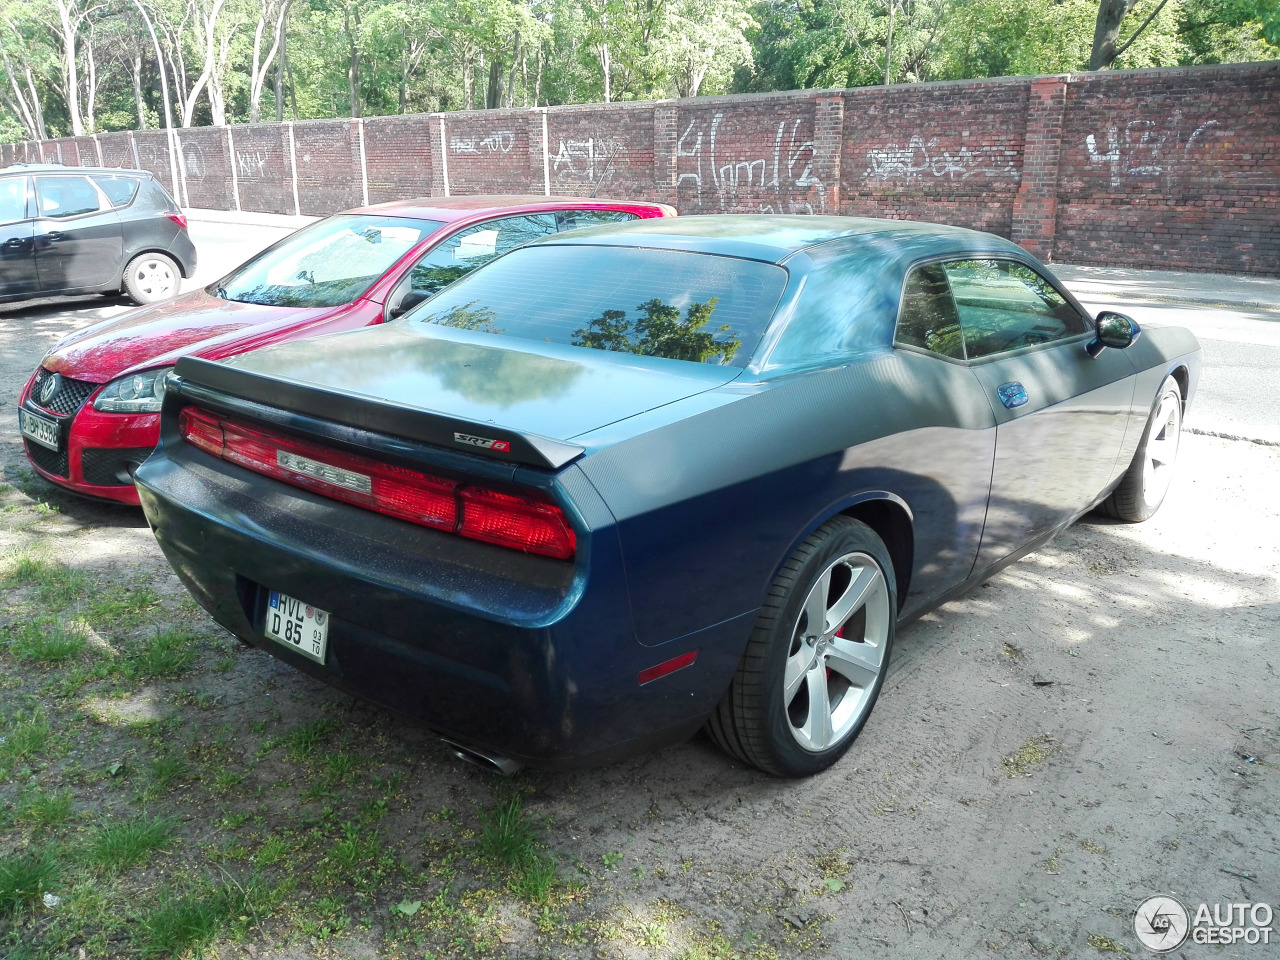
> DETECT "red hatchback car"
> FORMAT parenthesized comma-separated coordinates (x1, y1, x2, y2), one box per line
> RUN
(19, 196, 674, 504)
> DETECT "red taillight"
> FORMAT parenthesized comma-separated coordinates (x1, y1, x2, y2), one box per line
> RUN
(166, 212, 188, 230)
(178, 407, 575, 559)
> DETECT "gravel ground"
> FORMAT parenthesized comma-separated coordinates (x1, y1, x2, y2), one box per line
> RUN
(2, 284, 1277, 959)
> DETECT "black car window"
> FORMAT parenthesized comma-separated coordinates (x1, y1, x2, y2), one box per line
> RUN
(555, 209, 639, 231)
(400, 213, 559, 300)
(407, 245, 787, 367)
(90, 175, 140, 207)
(943, 259, 1089, 359)
(0, 176, 26, 224)
(34, 176, 102, 219)
(895, 263, 965, 360)
(215, 215, 443, 308)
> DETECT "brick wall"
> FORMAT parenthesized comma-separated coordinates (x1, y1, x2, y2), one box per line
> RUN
(8, 61, 1278, 274)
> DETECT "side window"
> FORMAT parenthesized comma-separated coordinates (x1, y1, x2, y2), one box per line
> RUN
(943, 259, 1089, 360)
(35, 176, 102, 219)
(556, 209, 638, 231)
(895, 263, 965, 360)
(397, 213, 559, 307)
(0, 176, 27, 224)
(90, 175, 140, 207)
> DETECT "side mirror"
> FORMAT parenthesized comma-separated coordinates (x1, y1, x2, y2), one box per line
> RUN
(388, 289, 430, 321)
(1086, 311, 1141, 358)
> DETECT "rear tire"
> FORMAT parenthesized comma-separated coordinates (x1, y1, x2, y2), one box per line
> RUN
(1100, 377, 1183, 522)
(708, 517, 897, 777)
(122, 252, 180, 304)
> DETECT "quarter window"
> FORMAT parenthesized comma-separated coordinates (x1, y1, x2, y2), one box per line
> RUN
(895, 263, 965, 360)
(943, 259, 1088, 359)
(556, 209, 639, 231)
(90, 175, 140, 207)
(34, 176, 102, 219)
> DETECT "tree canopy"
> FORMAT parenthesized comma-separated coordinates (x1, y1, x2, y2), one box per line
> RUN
(1, 0, 1276, 142)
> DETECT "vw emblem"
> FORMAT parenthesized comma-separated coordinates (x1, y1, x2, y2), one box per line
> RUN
(38, 372, 62, 406)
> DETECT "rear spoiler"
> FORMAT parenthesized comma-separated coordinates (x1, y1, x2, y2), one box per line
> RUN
(170, 356, 586, 471)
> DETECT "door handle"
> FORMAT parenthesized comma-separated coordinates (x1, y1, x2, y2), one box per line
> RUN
(46, 231, 67, 242)
(1, 237, 25, 250)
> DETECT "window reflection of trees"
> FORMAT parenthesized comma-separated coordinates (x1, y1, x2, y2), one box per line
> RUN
(943, 259, 1088, 358)
(426, 302, 504, 335)
(574, 298, 742, 364)
(896, 264, 965, 360)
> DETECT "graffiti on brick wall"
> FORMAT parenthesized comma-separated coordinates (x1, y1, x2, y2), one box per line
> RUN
(862, 135, 1018, 183)
(451, 131, 515, 155)
(1085, 115, 1228, 189)
(237, 150, 270, 178)
(181, 142, 206, 179)
(135, 141, 167, 174)
(677, 112, 825, 213)
(553, 135, 626, 184)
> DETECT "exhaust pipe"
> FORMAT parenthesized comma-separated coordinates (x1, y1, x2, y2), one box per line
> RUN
(441, 738, 522, 777)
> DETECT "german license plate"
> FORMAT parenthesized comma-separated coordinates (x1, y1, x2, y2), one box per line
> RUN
(264, 591, 329, 664)
(19, 408, 59, 452)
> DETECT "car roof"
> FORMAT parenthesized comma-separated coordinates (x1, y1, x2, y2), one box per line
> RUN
(2, 163, 152, 177)
(350, 195, 671, 223)
(530, 214, 1028, 265)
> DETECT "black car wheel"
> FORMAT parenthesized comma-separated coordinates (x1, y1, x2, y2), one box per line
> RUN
(1100, 377, 1183, 523)
(709, 516, 896, 777)
(123, 252, 180, 304)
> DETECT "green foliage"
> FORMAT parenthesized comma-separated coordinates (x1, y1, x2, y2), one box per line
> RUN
(574, 297, 741, 364)
(0, 846, 61, 917)
(478, 796, 557, 902)
(84, 813, 178, 872)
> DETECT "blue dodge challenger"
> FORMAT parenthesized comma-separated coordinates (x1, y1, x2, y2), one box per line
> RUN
(135, 217, 1200, 777)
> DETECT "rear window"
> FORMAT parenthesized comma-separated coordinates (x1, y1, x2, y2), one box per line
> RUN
(406, 245, 787, 367)
(91, 175, 140, 207)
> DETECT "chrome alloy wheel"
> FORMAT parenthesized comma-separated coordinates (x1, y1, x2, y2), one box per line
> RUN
(1142, 392, 1182, 509)
(132, 256, 178, 300)
(784, 551, 891, 752)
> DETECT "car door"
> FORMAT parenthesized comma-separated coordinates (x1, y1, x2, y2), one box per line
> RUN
(385, 212, 560, 319)
(32, 174, 124, 291)
(941, 258, 1136, 570)
(0, 173, 38, 299)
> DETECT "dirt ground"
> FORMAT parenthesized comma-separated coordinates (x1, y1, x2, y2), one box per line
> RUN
(1, 291, 1277, 960)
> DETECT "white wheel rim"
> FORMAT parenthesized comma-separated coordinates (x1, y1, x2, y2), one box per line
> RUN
(1142, 392, 1182, 508)
(134, 258, 177, 299)
(784, 551, 891, 753)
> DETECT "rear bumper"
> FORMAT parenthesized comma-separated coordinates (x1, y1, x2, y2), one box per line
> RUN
(134, 446, 748, 768)
(166, 230, 198, 278)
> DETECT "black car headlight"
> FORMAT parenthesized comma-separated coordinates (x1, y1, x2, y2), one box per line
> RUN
(92, 367, 175, 413)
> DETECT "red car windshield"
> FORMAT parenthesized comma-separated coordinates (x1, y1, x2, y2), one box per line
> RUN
(214, 215, 443, 308)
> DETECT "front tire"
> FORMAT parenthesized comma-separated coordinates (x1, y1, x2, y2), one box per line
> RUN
(708, 517, 897, 777)
(122, 252, 180, 304)
(1100, 377, 1183, 522)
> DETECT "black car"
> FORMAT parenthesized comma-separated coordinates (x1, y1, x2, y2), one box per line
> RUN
(136, 216, 1200, 776)
(0, 164, 196, 305)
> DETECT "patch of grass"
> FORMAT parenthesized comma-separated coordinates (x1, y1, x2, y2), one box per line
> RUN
(0, 846, 61, 917)
(282, 717, 340, 760)
(136, 880, 251, 958)
(1001, 733, 1060, 777)
(5, 621, 89, 665)
(0, 707, 52, 774)
(86, 586, 162, 627)
(2, 550, 51, 585)
(139, 755, 188, 801)
(84, 814, 177, 873)
(126, 630, 199, 682)
(478, 796, 557, 902)
(13, 787, 75, 829)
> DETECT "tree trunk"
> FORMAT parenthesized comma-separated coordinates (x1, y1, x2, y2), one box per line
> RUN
(505, 31, 521, 108)
(133, 54, 147, 128)
(345, 4, 361, 118)
(54, 0, 85, 135)
(598, 42, 611, 103)
(1090, 0, 1138, 70)
(83, 35, 97, 132)
(486, 57, 502, 109)
(275, 23, 286, 121)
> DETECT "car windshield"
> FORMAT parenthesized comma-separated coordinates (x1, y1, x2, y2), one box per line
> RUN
(215, 215, 443, 308)
(405, 245, 788, 367)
